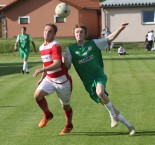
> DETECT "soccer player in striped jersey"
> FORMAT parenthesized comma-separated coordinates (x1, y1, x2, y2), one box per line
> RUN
(33, 23, 73, 135)
(64, 23, 135, 135)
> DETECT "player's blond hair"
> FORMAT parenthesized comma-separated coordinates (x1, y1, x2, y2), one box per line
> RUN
(72, 24, 88, 37)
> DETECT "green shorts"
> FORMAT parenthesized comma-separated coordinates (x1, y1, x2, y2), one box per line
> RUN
(84, 74, 108, 103)
(19, 48, 29, 59)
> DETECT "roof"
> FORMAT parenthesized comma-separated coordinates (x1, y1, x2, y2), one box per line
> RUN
(100, 0, 155, 7)
(0, 0, 100, 12)
(0, 0, 22, 11)
(61, 0, 100, 9)
(0, 0, 15, 5)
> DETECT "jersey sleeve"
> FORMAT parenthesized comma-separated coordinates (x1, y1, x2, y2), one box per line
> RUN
(65, 47, 72, 64)
(51, 44, 62, 60)
(93, 38, 109, 50)
(29, 35, 33, 41)
(16, 35, 20, 42)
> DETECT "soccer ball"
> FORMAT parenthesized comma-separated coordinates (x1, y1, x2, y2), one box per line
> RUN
(55, 3, 71, 18)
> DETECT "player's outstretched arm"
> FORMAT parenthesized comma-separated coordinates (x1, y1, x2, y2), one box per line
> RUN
(108, 23, 129, 42)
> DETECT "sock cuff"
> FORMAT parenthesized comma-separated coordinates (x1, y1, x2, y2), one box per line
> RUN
(105, 101, 112, 107)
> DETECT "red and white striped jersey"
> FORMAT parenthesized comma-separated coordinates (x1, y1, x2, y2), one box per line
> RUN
(39, 40, 70, 83)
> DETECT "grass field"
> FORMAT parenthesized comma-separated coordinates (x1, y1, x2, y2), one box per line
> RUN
(0, 49, 155, 145)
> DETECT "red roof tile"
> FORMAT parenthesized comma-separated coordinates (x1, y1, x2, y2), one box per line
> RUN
(0, 0, 100, 11)
(61, 0, 100, 9)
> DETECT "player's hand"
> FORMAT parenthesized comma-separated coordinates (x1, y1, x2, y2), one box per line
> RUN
(33, 69, 43, 77)
(121, 23, 129, 29)
(62, 55, 66, 63)
(14, 45, 17, 51)
(37, 79, 43, 86)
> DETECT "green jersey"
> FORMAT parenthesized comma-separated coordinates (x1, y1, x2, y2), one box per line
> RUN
(67, 39, 108, 85)
(16, 34, 31, 51)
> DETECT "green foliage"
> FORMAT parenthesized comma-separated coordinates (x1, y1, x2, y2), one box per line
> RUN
(0, 38, 75, 53)
(0, 38, 145, 54)
(0, 51, 155, 145)
(0, 38, 15, 53)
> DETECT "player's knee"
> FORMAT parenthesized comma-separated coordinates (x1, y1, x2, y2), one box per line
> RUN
(96, 91, 109, 102)
(34, 90, 42, 101)
(34, 91, 38, 100)
(96, 90, 103, 98)
(62, 104, 71, 111)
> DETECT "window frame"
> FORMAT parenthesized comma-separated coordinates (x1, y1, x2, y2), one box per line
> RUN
(142, 10, 155, 25)
(18, 16, 30, 24)
(54, 15, 66, 23)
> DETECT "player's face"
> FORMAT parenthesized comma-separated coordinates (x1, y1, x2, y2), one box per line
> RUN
(21, 28, 26, 34)
(44, 25, 56, 42)
(74, 28, 85, 42)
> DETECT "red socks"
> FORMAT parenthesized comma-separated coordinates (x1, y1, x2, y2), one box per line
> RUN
(64, 108, 73, 127)
(36, 97, 52, 118)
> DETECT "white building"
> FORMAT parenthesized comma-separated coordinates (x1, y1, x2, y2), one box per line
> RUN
(100, 0, 155, 42)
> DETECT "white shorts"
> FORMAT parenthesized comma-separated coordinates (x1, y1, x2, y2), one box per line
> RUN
(37, 77, 72, 105)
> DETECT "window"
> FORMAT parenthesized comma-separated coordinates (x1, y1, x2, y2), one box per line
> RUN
(142, 10, 155, 24)
(54, 15, 66, 23)
(18, 16, 30, 24)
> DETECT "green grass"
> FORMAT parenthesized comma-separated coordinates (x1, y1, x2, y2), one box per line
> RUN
(0, 49, 155, 145)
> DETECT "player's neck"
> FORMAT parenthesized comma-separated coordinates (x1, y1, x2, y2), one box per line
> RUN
(77, 40, 85, 46)
(44, 39, 54, 45)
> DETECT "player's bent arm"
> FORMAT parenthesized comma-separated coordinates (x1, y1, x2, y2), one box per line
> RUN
(40, 65, 47, 79)
(62, 56, 71, 70)
(64, 59, 71, 70)
(37, 70, 46, 85)
(31, 41, 37, 52)
(33, 60, 61, 77)
(108, 23, 129, 42)
(64, 47, 72, 69)
(43, 59, 61, 72)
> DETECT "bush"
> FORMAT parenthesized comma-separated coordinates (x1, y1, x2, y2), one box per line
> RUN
(0, 38, 145, 54)
(0, 38, 75, 53)
(0, 38, 15, 53)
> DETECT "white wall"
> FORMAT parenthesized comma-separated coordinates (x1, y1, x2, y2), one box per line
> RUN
(101, 7, 155, 42)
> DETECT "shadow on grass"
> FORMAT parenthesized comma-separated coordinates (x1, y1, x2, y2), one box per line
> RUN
(0, 61, 41, 76)
(70, 130, 155, 136)
(70, 131, 128, 136)
(0, 105, 16, 108)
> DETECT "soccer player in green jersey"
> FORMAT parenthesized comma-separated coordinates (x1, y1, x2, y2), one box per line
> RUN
(14, 26, 36, 74)
(64, 23, 135, 135)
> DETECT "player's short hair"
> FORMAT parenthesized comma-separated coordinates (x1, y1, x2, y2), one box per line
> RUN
(72, 24, 88, 37)
(21, 27, 26, 31)
(46, 23, 58, 33)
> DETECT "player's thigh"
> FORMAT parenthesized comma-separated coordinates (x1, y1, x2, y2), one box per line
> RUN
(36, 77, 55, 97)
(19, 51, 24, 59)
(55, 81, 71, 105)
(34, 89, 48, 100)
(85, 82, 101, 103)
(96, 83, 104, 96)
(23, 51, 29, 59)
